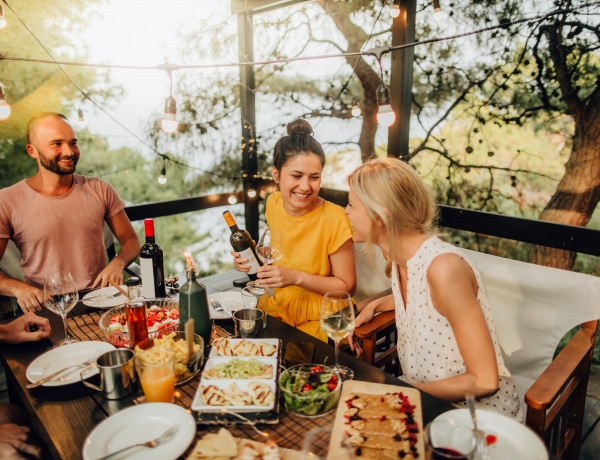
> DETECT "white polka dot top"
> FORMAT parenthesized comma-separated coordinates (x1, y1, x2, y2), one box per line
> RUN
(393, 237, 522, 421)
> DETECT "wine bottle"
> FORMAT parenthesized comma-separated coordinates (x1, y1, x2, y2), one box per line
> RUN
(222, 210, 262, 281)
(178, 268, 211, 347)
(140, 218, 166, 299)
(125, 276, 149, 349)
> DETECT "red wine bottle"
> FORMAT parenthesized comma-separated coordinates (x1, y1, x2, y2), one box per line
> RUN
(125, 277, 149, 349)
(222, 210, 262, 281)
(140, 219, 166, 298)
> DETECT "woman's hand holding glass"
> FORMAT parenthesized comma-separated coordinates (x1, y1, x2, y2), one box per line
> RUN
(319, 291, 356, 381)
(43, 270, 79, 347)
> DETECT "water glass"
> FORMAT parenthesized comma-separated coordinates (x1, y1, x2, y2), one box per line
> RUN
(241, 284, 269, 327)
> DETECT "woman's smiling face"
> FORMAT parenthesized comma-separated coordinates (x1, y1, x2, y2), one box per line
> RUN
(275, 153, 322, 216)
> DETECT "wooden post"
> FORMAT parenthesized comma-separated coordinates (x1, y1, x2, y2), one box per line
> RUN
(388, 0, 416, 162)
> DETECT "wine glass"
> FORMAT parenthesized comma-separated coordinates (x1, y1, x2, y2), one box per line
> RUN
(256, 227, 283, 265)
(43, 271, 79, 347)
(319, 291, 355, 381)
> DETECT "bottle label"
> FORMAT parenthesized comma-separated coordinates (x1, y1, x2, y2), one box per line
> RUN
(239, 247, 260, 275)
(140, 257, 156, 298)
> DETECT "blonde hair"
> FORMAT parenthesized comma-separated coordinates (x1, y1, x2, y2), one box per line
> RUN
(347, 157, 438, 274)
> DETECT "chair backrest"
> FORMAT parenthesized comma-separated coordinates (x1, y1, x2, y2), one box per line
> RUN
(463, 249, 600, 405)
(0, 223, 116, 282)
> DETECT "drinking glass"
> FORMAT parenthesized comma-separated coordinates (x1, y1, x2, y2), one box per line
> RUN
(43, 271, 79, 347)
(136, 348, 176, 403)
(256, 227, 283, 265)
(319, 291, 355, 381)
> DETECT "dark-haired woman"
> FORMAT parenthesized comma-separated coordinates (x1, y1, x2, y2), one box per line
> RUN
(232, 119, 355, 341)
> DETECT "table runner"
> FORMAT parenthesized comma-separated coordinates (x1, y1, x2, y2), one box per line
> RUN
(67, 312, 333, 456)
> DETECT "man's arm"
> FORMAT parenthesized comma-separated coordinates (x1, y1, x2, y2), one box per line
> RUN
(0, 239, 44, 312)
(92, 211, 140, 288)
(0, 312, 50, 344)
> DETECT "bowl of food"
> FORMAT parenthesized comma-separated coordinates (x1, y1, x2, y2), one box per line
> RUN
(279, 364, 341, 417)
(134, 331, 204, 385)
(98, 298, 179, 348)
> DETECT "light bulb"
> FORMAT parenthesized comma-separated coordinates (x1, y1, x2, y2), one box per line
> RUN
(158, 166, 167, 185)
(433, 0, 445, 21)
(76, 108, 87, 128)
(351, 99, 361, 117)
(376, 84, 396, 127)
(228, 194, 238, 205)
(247, 189, 257, 198)
(0, 6, 6, 29)
(0, 84, 10, 120)
(390, 4, 400, 19)
(161, 96, 178, 133)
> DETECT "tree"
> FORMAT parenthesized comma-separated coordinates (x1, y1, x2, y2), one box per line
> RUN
(165, 0, 600, 271)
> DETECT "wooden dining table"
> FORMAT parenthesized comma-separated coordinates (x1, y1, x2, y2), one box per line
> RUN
(0, 272, 452, 460)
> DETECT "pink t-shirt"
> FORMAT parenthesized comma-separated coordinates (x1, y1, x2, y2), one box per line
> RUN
(0, 174, 125, 291)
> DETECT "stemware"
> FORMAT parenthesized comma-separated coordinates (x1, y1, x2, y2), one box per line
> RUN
(319, 291, 355, 381)
(43, 270, 79, 347)
(256, 227, 283, 265)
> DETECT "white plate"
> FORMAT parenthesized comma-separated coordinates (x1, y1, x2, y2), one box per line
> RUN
(209, 291, 243, 319)
(434, 409, 548, 460)
(82, 403, 196, 460)
(82, 285, 128, 308)
(26, 341, 115, 387)
(191, 379, 277, 412)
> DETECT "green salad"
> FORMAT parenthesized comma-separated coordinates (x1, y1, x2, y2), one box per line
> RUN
(279, 364, 341, 416)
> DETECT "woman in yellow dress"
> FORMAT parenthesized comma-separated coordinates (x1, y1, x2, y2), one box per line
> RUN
(232, 119, 355, 341)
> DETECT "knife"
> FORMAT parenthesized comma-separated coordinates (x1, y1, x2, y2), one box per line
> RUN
(26, 363, 87, 389)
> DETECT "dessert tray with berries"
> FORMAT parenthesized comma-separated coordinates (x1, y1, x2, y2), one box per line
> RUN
(329, 380, 424, 460)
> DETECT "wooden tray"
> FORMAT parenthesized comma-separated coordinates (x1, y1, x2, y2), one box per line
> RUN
(329, 380, 425, 459)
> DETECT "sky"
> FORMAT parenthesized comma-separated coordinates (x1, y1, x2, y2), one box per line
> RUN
(80, 0, 220, 150)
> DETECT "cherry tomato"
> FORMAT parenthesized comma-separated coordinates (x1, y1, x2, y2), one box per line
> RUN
(310, 365, 323, 374)
(301, 384, 313, 393)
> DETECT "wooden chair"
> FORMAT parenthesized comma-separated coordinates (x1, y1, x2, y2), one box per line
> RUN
(354, 249, 600, 460)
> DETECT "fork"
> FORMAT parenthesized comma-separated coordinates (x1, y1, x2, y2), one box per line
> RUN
(86, 291, 124, 302)
(95, 424, 178, 460)
(210, 299, 224, 311)
(27, 349, 104, 389)
(465, 393, 488, 460)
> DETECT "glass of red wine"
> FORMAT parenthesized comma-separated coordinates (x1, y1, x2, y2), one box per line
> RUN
(424, 419, 477, 459)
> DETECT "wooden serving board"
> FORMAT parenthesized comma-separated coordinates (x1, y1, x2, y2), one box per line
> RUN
(328, 380, 425, 460)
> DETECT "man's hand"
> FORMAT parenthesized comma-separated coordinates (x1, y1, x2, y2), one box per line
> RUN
(92, 260, 125, 289)
(0, 423, 42, 459)
(0, 313, 51, 344)
(14, 285, 44, 314)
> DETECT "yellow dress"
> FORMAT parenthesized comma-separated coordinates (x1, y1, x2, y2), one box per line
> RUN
(265, 192, 353, 342)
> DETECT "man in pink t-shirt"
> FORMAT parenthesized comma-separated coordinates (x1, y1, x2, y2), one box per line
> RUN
(0, 112, 140, 313)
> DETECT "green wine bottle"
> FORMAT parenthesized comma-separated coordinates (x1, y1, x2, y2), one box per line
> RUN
(178, 268, 211, 348)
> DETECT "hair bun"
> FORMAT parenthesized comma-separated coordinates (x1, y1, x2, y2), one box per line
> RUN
(286, 118, 313, 136)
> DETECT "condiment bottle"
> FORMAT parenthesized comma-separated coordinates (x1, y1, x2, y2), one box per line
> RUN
(125, 276, 149, 349)
(179, 267, 211, 348)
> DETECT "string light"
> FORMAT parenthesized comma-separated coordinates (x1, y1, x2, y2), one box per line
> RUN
(0, 5, 7, 29)
(390, 1, 400, 19)
(433, 0, 445, 21)
(0, 83, 10, 120)
(351, 98, 361, 117)
(76, 108, 87, 128)
(161, 64, 178, 134)
(228, 193, 238, 204)
(376, 84, 395, 127)
(158, 158, 168, 185)
(247, 189, 257, 198)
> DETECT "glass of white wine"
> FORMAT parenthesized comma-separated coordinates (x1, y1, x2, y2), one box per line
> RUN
(319, 291, 355, 381)
(256, 227, 283, 265)
(43, 271, 79, 347)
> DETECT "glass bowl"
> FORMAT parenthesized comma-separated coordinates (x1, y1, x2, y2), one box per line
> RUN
(279, 363, 341, 417)
(143, 330, 204, 385)
(98, 298, 179, 348)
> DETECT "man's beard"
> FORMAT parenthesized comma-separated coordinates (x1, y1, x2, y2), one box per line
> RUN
(38, 152, 78, 175)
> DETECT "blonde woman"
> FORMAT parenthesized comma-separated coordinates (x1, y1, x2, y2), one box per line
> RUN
(346, 157, 521, 420)
(232, 119, 355, 341)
